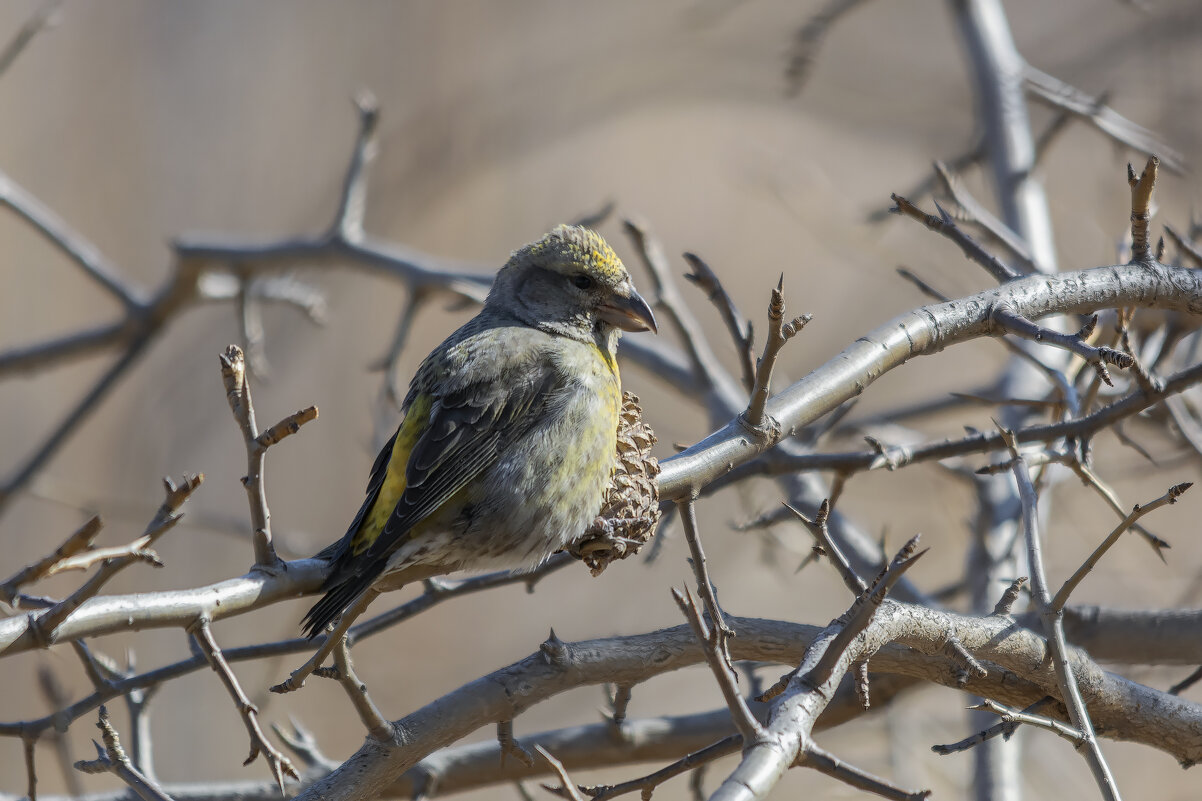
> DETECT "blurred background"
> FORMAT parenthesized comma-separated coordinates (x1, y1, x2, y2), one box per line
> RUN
(2, 1, 1201, 798)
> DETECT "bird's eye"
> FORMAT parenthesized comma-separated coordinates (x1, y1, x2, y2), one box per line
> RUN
(573, 274, 594, 290)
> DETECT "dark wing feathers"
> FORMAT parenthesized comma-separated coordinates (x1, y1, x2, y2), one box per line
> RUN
(302, 367, 562, 637)
(365, 370, 561, 562)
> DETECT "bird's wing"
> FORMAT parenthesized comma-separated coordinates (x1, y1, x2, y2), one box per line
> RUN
(303, 341, 563, 636)
(371, 365, 562, 559)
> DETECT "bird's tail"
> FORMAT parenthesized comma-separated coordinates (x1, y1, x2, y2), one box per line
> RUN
(301, 562, 384, 639)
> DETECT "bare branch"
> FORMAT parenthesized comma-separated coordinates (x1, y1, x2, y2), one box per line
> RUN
(674, 500, 763, 743)
(29, 475, 201, 645)
(0, 515, 102, 606)
(805, 536, 925, 688)
(745, 276, 809, 429)
(220, 345, 317, 568)
(1128, 156, 1160, 263)
(190, 620, 298, 790)
(1023, 66, 1184, 173)
(72, 706, 173, 801)
(315, 636, 394, 741)
(932, 161, 1038, 274)
(990, 577, 1027, 617)
(581, 735, 742, 801)
(621, 218, 741, 406)
(785, 500, 865, 594)
(0, 0, 62, 79)
(535, 746, 588, 801)
(707, 539, 924, 801)
(271, 586, 382, 694)
(969, 699, 1085, 746)
(605, 684, 633, 729)
(495, 720, 536, 769)
(1053, 483, 1191, 611)
(1005, 435, 1121, 800)
(890, 194, 1020, 282)
(1164, 224, 1202, 268)
(682, 251, 756, 392)
(931, 697, 1057, 755)
(784, 0, 873, 96)
(22, 735, 36, 801)
(332, 92, 379, 242)
(1169, 667, 1202, 697)
(1065, 460, 1171, 556)
(802, 744, 930, 800)
(0, 338, 151, 514)
(368, 288, 431, 407)
(0, 170, 138, 308)
(36, 666, 84, 796)
(992, 307, 1132, 386)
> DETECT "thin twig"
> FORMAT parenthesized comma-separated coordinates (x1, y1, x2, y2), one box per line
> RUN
(802, 743, 930, 800)
(605, 684, 634, 729)
(891, 195, 1020, 282)
(745, 276, 809, 428)
(1023, 66, 1184, 174)
(969, 699, 1085, 746)
(0, 0, 62, 79)
(220, 344, 317, 569)
(1065, 460, 1171, 557)
(1052, 483, 1190, 611)
(621, 218, 738, 400)
(30, 475, 201, 644)
(271, 718, 339, 773)
(990, 577, 1027, 617)
(805, 536, 925, 688)
(992, 307, 1132, 386)
(189, 620, 298, 791)
(316, 636, 394, 741)
(332, 92, 379, 241)
(368, 288, 430, 407)
(580, 735, 742, 801)
(0, 338, 152, 514)
(682, 251, 756, 392)
(931, 697, 1057, 755)
(0, 515, 102, 605)
(784, 500, 865, 594)
(1004, 433, 1122, 800)
(784, 0, 873, 96)
(36, 666, 84, 796)
(1164, 224, 1202, 268)
(535, 746, 588, 801)
(674, 500, 763, 742)
(933, 161, 1038, 274)
(72, 706, 173, 801)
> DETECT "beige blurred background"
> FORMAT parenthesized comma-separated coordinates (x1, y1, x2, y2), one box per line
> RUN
(2, 1, 1201, 798)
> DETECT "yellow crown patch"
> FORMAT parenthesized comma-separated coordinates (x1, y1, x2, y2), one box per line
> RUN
(524, 224, 626, 284)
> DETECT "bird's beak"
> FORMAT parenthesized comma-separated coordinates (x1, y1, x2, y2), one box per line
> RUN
(599, 284, 658, 334)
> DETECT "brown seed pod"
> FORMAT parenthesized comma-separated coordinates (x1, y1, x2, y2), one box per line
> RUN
(569, 392, 661, 576)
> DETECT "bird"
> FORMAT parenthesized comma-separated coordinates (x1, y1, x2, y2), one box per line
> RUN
(295, 224, 656, 661)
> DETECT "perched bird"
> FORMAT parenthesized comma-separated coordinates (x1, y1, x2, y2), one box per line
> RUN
(301, 224, 656, 643)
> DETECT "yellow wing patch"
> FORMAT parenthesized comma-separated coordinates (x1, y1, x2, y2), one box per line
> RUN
(351, 393, 433, 556)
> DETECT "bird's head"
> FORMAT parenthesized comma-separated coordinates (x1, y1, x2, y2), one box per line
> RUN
(489, 225, 657, 344)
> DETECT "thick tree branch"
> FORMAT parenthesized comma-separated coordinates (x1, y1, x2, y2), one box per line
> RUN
(658, 259, 1202, 499)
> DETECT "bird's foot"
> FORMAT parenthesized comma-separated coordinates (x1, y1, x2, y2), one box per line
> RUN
(269, 643, 331, 694)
